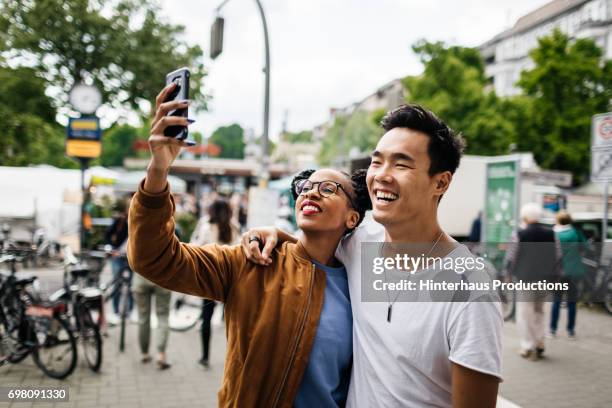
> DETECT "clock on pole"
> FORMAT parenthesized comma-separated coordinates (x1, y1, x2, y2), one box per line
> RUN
(66, 83, 103, 251)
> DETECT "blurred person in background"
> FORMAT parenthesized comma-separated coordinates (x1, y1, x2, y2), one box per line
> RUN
(506, 203, 560, 360)
(190, 199, 240, 368)
(104, 198, 134, 325)
(133, 274, 172, 370)
(549, 210, 586, 340)
(229, 192, 248, 232)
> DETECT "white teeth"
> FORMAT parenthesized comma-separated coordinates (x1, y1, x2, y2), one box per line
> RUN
(376, 191, 398, 200)
(302, 205, 321, 212)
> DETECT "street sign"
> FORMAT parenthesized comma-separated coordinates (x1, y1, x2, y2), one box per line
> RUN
(482, 158, 520, 243)
(66, 117, 102, 159)
(591, 112, 612, 182)
(592, 112, 612, 147)
(591, 147, 612, 182)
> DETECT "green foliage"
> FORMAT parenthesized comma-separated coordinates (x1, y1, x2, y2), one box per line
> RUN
(517, 29, 612, 182)
(175, 212, 197, 242)
(318, 111, 381, 165)
(403, 40, 515, 156)
(402, 33, 611, 182)
(0, 0, 208, 117)
(100, 124, 148, 167)
(209, 124, 245, 159)
(0, 65, 76, 167)
(283, 130, 313, 143)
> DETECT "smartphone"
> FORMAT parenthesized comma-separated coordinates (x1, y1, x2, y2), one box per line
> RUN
(163, 67, 190, 140)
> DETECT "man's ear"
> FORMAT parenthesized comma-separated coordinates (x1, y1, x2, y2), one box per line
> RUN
(434, 171, 452, 196)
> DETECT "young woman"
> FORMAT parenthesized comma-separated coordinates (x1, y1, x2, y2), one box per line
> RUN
(127, 83, 370, 407)
(190, 199, 241, 367)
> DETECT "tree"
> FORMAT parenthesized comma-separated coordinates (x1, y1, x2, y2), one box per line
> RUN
(283, 130, 313, 143)
(318, 111, 381, 165)
(0, 0, 208, 118)
(209, 124, 245, 159)
(0, 65, 76, 167)
(517, 29, 612, 182)
(403, 40, 516, 156)
(100, 124, 149, 167)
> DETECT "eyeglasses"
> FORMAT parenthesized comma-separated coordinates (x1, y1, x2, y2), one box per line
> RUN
(294, 179, 356, 208)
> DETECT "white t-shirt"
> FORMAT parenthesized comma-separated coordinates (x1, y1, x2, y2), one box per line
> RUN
(336, 218, 503, 408)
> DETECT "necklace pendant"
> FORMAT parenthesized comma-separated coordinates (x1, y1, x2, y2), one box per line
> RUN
(387, 304, 392, 323)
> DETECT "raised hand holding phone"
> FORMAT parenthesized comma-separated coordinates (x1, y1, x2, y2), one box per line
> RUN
(163, 67, 192, 141)
(144, 80, 196, 194)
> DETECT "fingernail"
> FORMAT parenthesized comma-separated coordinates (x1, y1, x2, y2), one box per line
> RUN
(187, 118, 196, 123)
(181, 99, 190, 105)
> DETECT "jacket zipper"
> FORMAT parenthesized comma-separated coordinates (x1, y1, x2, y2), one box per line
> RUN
(271, 263, 316, 408)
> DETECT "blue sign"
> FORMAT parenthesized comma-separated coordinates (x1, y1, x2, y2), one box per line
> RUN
(67, 117, 101, 141)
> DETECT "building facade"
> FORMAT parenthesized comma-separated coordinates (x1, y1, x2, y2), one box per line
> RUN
(480, 0, 612, 96)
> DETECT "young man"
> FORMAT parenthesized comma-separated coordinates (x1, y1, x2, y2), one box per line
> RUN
(243, 104, 502, 407)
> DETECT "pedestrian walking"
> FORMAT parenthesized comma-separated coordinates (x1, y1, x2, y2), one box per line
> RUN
(549, 210, 586, 340)
(506, 203, 560, 360)
(190, 199, 240, 368)
(133, 274, 172, 370)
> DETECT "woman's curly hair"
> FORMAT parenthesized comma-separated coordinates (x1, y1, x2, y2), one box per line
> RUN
(291, 168, 371, 235)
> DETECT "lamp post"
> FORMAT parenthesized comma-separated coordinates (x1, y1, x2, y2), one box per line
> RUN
(212, 0, 271, 187)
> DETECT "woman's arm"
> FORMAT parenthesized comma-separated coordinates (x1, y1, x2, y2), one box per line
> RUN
(128, 182, 244, 301)
(127, 83, 244, 301)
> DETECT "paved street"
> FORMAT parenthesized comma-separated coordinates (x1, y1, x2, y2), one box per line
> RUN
(2, 266, 612, 407)
(500, 304, 612, 408)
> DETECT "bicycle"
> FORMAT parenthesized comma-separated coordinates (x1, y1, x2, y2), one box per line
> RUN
(0, 250, 78, 379)
(49, 246, 104, 372)
(169, 293, 203, 332)
(98, 246, 133, 352)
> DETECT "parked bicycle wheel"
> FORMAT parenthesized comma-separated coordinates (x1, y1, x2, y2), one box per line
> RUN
(79, 309, 102, 372)
(2, 318, 36, 364)
(31, 315, 77, 379)
(169, 294, 202, 332)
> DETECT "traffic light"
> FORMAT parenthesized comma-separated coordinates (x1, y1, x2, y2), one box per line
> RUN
(210, 17, 224, 59)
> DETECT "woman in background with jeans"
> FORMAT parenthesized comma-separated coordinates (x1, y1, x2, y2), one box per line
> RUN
(133, 275, 172, 369)
(550, 210, 586, 340)
(190, 199, 240, 367)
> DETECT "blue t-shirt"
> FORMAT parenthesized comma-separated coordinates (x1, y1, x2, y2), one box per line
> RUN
(294, 261, 353, 408)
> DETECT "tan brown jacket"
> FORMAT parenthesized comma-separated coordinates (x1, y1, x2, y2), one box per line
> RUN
(127, 182, 327, 408)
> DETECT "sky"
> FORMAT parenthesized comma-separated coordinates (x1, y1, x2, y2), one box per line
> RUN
(158, 0, 551, 141)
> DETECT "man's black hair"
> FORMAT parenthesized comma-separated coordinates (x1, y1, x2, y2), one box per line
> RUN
(380, 104, 465, 175)
(291, 168, 371, 235)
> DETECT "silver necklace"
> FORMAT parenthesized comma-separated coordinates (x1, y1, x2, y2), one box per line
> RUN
(384, 231, 444, 323)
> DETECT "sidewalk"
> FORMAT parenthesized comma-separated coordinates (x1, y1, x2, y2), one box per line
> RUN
(2, 312, 227, 408)
(2, 265, 611, 407)
(499, 305, 612, 408)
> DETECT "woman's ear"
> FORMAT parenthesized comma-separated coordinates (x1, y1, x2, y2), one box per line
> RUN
(346, 209, 360, 230)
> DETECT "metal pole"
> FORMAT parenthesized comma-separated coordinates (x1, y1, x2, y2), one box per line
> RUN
(80, 158, 89, 252)
(603, 181, 609, 243)
(254, 0, 270, 188)
(214, 0, 270, 186)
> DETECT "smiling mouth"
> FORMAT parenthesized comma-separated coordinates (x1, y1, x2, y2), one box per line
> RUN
(300, 201, 322, 213)
(375, 190, 399, 203)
